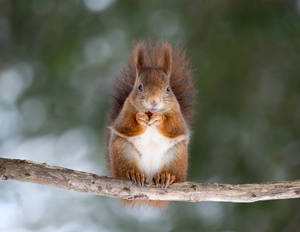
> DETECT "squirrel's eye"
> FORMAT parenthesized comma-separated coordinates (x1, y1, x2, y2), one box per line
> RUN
(138, 84, 143, 92)
(166, 87, 170, 94)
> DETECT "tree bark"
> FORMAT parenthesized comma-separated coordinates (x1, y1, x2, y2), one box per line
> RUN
(1, 158, 299, 203)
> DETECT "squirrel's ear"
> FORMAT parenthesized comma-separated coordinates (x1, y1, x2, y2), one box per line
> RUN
(159, 43, 172, 76)
(135, 45, 145, 74)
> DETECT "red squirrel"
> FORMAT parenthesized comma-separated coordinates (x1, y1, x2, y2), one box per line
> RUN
(105, 41, 196, 207)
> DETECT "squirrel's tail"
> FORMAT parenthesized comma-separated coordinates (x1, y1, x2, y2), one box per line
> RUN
(169, 42, 196, 123)
(121, 199, 168, 209)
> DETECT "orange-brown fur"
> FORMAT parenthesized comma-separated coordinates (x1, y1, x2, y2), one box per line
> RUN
(157, 110, 187, 139)
(105, 41, 196, 208)
(113, 99, 146, 137)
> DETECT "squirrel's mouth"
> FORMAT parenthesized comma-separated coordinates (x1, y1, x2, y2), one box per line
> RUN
(147, 105, 160, 112)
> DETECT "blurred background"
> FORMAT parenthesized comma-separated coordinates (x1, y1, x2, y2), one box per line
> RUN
(0, 0, 300, 231)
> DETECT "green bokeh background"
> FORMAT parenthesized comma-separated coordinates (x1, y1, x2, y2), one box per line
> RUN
(0, 0, 300, 231)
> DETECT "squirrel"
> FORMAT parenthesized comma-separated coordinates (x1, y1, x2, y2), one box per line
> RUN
(105, 41, 196, 207)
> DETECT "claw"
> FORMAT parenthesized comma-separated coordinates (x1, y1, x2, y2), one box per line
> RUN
(136, 172, 141, 186)
(126, 169, 146, 186)
(153, 174, 160, 186)
(170, 174, 176, 185)
(165, 172, 171, 188)
(140, 173, 145, 186)
(160, 172, 166, 186)
(153, 172, 176, 188)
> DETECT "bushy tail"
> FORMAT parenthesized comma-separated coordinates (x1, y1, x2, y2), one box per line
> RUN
(122, 199, 168, 209)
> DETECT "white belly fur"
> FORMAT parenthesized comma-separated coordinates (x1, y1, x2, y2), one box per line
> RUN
(109, 126, 188, 180)
(127, 126, 186, 180)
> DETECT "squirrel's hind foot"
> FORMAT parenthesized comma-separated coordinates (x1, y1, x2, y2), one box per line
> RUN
(153, 172, 176, 188)
(126, 169, 146, 186)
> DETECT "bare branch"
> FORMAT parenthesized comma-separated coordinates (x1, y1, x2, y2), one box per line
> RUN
(0, 158, 299, 203)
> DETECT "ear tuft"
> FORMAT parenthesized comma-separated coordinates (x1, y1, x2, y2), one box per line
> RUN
(135, 44, 145, 74)
(158, 43, 172, 76)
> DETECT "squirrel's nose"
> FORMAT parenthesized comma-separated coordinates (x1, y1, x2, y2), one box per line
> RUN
(150, 101, 158, 108)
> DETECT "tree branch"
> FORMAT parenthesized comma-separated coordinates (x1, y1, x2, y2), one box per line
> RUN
(0, 157, 299, 203)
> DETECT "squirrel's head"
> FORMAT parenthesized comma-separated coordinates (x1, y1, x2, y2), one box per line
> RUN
(129, 42, 178, 113)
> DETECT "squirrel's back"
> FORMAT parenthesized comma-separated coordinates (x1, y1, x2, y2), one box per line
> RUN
(107, 41, 196, 127)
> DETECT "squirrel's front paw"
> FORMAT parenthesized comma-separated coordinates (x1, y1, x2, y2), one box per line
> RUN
(126, 169, 146, 186)
(148, 112, 164, 126)
(153, 172, 176, 188)
(136, 112, 149, 126)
